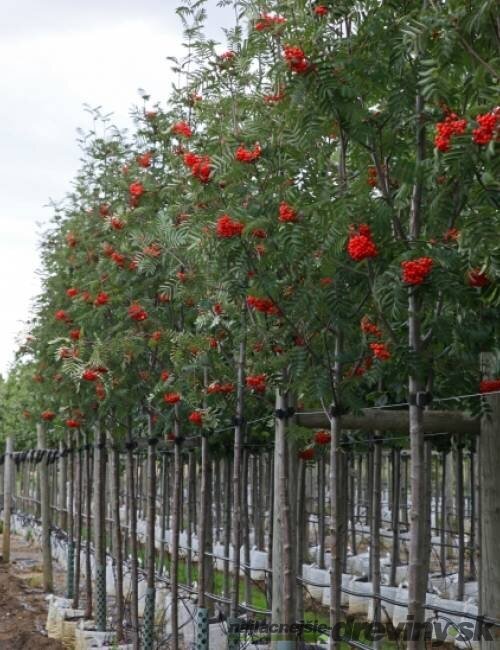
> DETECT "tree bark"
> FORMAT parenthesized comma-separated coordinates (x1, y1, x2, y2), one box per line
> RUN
(479, 352, 500, 650)
(2, 437, 13, 563)
(37, 423, 53, 592)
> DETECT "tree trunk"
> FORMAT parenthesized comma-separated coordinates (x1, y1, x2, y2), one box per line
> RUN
(110, 440, 124, 642)
(125, 429, 139, 650)
(372, 437, 382, 649)
(2, 437, 13, 563)
(171, 409, 183, 650)
(272, 388, 296, 649)
(230, 333, 246, 619)
(142, 426, 158, 650)
(73, 440, 83, 609)
(296, 458, 306, 624)
(67, 432, 75, 599)
(440, 450, 447, 576)
(93, 422, 107, 631)
(223, 456, 232, 616)
(456, 437, 465, 601)
(479, 352, 500, 650)
(330, 335, 345, 650)
(84, 434, 93, 620)
(389, 447, 400, 586)
(37, 423, 53, 592)
(318, 453, 326, 569)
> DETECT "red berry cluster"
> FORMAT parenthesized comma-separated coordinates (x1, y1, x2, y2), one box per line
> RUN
(246, 374, 266, 392)
(314, 430, 331, 445)
(207, 382, 235, 394)
(129, 181, 145, 198)
(66, 419, 81, 428)
(188, 411, 204, 426)
(360, 316, 382, 338)
(137, 152, 152, 168)
(434, 113, 467, 152)
(370, 342, 391, 361)
(164, 392, 181, 404)
(94, 291, 109, 306)
(255, 13, 286, 31)
(367, 166, 378, 187)
(41, 410, 56, 421)
(247, 295, 279, 315)
(216, 214, 245, 238)
(347, 224, 378, 261)
(467, 268, 489, 288)
(472, 109, 499, 146)
(298, 447, 315, 460)
(479, 379, 500, 394)
(128, 303, 148, 321)
(235, 143, 262, 163)
(183, 152, 212, 183)
(314, 5, 329, 16)
(283, 45, 310, 74)
(401, 257, 433, 285)
(278, 201, 297, 223)
(171, 121, 193, 138)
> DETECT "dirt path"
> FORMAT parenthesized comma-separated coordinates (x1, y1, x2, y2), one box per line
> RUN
(0, 533, 65, 649)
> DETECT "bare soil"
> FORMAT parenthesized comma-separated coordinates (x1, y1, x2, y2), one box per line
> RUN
(0, 533, 65, 649)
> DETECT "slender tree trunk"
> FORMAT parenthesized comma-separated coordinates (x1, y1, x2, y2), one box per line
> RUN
(67, 432, 75, 599)
(318, 453, 326, 569)
(198, 435, 209, 608)
(469, 444, 476, 580)
(440, 450, 447, 576)
(59, 441, 68, 531)
(2, 437, 13, 563)
(272, 388, 296, 648)
(73, 439, 83, 609)
(171, 409, 183, 650)
(390, 447, 401, 586)
(372, 436, 382, 649)
(230, 332, 246, 619)
(84, 434, 93, 620)
(110, 440, 124, 642)
(296, 458, 306, 624)
(479, 352, 500, 650)
(93, 422, 107, 631)
(125, 429, 139, 650)
(187, 451, 195, 587)
(242, 449, 252, 609)
(456, 437, 465, 601)
(159, 452, 168, 575)
(349, 453, 357, 556)
(223, 456, 232, 616)
(330, 335, 344, 650)
(37, 423, 53, 592)
(142, 424, 158, 650)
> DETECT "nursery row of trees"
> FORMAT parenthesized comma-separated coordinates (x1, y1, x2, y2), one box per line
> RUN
(1, 0, 498, 649)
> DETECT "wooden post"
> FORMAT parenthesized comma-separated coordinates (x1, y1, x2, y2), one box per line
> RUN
(480, 352, 500, 649)
(37, 423, 53, 592)
(2, 437, 14, 563)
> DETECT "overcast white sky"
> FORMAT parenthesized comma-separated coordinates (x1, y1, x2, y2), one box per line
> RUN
(0, 0, 234, 377)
